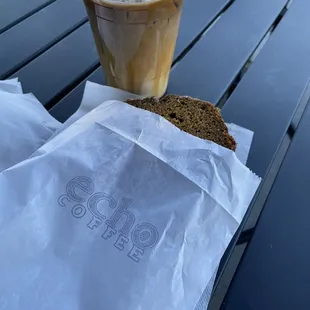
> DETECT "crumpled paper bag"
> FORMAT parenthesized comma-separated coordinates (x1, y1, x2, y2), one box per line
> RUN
(52, 81, 254, 165)
(0, 79, 61, 172)
(47, 82, 255, 308)
(0, 97, 260, 310)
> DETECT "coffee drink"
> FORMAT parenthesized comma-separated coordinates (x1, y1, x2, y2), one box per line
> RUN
(83, 0, 183, 97)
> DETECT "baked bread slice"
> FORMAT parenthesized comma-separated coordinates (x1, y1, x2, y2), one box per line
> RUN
(126, 95, 236, 151)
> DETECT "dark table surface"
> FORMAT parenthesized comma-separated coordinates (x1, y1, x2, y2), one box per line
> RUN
(2, 0, 310, 309)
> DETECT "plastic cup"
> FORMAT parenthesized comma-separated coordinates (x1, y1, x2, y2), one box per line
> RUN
(83, 0, 183, 97)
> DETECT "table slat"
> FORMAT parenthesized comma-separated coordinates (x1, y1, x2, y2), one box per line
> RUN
(11, 23, 98, 106)
(212, 0, 310, 306)
(167, 0, 288, 104)
(222, 92, 310, 310)
(0, 0, 87, 79)
(174, 0, 232, 57)
(221, 0, 310, 178)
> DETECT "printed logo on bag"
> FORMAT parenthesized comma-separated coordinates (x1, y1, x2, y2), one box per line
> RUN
(58, 176, 159, 262)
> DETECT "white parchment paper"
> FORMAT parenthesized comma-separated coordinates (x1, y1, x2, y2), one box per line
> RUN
(0, 96, 260, 309)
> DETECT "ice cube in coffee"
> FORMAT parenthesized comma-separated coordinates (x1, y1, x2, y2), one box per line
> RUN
(83, 0, 183, 97)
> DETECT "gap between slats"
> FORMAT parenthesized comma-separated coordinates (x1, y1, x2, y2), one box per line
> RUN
(0, 0, 58, 36)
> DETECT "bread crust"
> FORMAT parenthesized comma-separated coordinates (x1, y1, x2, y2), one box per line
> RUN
(126, 95, 236, 151)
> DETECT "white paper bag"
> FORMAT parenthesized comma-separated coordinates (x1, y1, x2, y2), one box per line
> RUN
(48, 82, 254, 308)
(0, 99, 260, 310)
(49, 83, 141, 140)
(0, 78, 23, 94)
(0, 79, 61, 172)
(52, 82, 253, 164)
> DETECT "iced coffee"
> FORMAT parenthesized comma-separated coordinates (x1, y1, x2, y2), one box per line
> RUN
(83, 0, 183, 97)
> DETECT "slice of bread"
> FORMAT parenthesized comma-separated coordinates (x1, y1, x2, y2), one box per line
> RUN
(126, 95, 236, 151)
